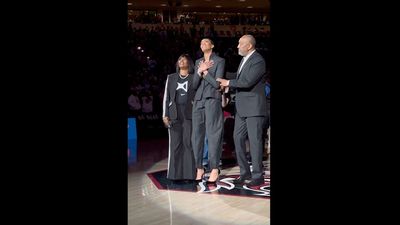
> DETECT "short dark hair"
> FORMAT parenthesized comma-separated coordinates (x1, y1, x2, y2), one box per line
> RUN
(175, 54, 195, 74)
(201, 37, 214, 45)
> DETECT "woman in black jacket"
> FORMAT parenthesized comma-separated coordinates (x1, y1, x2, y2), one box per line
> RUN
(162, 54, 196, 181)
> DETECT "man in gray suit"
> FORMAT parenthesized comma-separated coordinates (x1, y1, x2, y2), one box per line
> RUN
(217, 35, 267, 187)
(192, 38, 225, 183)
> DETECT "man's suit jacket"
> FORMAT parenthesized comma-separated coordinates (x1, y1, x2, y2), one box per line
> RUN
(162, 73, 195, 120)
(193, 52, 225, 100)
(229, 51, 267, 117)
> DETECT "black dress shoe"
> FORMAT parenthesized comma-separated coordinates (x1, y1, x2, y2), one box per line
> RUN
(232, 176, 251, 184)
(206, 177, 219, 184)
(247, 178, 264, 187)
(206, 169, 221, 184)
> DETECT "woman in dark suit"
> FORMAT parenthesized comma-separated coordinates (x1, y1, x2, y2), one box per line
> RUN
(192, 38, 225, 183)
(162, 54, 196, 181)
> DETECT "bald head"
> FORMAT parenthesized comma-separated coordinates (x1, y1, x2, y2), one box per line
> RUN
(237, 34, 256, 56)
(242, 35, 256, 49)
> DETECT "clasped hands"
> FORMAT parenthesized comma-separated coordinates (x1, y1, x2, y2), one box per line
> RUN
(197, 60, 229, 89)
(197, 60, 214, 77)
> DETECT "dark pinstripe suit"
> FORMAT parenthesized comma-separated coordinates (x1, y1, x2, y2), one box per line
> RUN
(192, 53, 225, 169)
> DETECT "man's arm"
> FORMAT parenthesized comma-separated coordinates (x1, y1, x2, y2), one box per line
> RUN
(218, 58, 265, 89)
